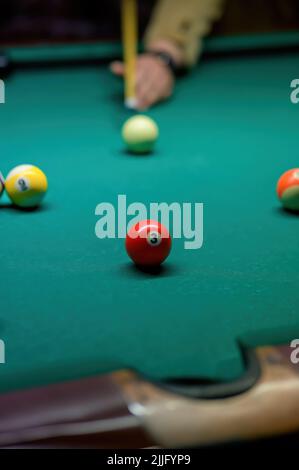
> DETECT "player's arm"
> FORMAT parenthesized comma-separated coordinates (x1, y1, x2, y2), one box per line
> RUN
(144, 0, 225, 68)
(111, 0, 225, 110)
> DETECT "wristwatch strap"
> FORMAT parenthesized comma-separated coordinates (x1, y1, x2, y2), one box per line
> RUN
(145, 50, 179, 75)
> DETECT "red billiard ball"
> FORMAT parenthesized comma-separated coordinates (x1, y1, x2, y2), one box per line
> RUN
(277, 168, 299, 211)
(126, 220, 172, 267)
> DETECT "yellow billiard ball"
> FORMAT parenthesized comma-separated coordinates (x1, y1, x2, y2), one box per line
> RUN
(5, 164, 48, 208)
(0, 172, 4, 198)
(122, 115, 159, 154)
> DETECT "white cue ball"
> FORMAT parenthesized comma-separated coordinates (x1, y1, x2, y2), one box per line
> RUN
(122, 115, 159, 154)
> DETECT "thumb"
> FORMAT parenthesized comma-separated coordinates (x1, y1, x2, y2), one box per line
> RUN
(110, 61, 125, 76)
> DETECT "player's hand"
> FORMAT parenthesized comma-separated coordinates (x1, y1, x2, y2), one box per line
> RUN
(110, 54, 175, 110)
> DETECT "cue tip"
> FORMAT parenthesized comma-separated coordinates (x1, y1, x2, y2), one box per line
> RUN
(125, 97, 138, 110)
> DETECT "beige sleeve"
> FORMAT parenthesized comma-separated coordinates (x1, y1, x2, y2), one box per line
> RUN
(144, 0, 225, 66)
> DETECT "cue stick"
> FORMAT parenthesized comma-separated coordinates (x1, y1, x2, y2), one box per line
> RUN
(121, 0, 138, 109)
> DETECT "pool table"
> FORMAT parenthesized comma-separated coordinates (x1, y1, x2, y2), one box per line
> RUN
(0, 32, 299, 448)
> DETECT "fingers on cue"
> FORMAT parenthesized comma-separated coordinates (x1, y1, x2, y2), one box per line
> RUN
(137, 69, 173, 110)
(110, 61, 125, 76)
(111, 55, 174, 109)
(136, 60, 161, 109)
(137, 83, 157, 110)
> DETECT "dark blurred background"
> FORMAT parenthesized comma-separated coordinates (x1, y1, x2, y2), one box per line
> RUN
(0, 0, 298, 44)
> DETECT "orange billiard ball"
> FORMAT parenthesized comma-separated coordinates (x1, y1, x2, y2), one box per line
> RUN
(126, 220, 172, 267)
(277, 169, 299, 211)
